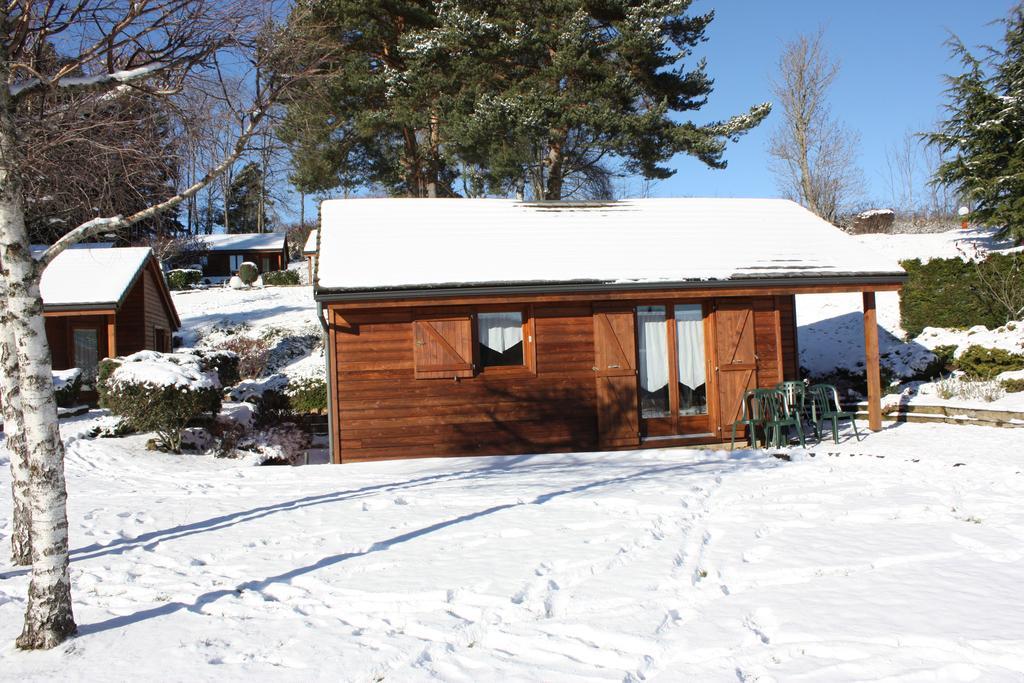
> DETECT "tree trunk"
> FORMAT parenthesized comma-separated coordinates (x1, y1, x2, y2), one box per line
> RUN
(543, 135, 565, 201)
(0, 275, 31, 566)
(0, 76, 77, 650)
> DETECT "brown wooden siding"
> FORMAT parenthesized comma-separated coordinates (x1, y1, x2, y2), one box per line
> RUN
(330, 294, 802, 463)
(777, 295, 799, 380)
(334, 304, 598, 462)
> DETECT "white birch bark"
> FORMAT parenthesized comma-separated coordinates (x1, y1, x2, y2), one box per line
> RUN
(0, 271, 31, 565)
(0, 70, 76, 649)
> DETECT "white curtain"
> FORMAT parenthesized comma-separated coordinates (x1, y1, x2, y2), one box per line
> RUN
(675, 304, 706, 390)
(478, 312, 522, 353)
(637, 307, 669, 391)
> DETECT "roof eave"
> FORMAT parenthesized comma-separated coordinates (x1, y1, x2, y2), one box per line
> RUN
(314, 272, 908, 303)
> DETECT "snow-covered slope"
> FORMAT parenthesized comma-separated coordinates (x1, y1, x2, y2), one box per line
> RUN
(2, 420, 1023, 680)
(171, 284, 323, 379)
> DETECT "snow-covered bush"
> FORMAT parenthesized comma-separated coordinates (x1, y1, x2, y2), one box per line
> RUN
(167, 269, 202, 291)
(252, 424, 308, 466)
(237, 261, 258, 286)
(286, 376, 327, 414)
(220, 335, 271, 379)
(261, 269, 300, 286)
(52, 368, 83, 407)
(1000, 377, 1024, 393)
(98, 351, 222, 453)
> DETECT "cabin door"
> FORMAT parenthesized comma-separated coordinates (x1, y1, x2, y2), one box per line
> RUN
(635, 303, 712, 439)
(713, 299, 758, 437)
(593, 307, 640, 448)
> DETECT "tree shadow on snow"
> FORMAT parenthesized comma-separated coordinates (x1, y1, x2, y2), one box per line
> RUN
(72, 452, 775, 638)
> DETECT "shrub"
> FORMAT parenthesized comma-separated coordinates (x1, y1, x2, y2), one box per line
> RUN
(52, 368, 83, 407)
(286, 376, 327, 414)
(220, 336, 271, 379)
(167, 269, 202, 291)
(954, 346, 1024, 379)
(254, 424, 308, 465)
(237, 261, 258, 285)
(900, 254, 1024, 337)
(98, 351, 221, 453)
(934, 376, 1005, 402)
(196, 349, 240, 387)
(1001, 378, 1024, 393)
(261, 269, 300, 286)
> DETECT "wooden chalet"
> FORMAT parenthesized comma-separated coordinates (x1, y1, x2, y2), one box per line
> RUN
(313, 198, 905, 464)
(41, 247, 180, 390)
(196, 233, 289, 278)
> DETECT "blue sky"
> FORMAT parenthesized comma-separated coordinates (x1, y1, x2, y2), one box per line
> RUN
(651, 0, 1015, 204)
(291, 1, 1014, 221)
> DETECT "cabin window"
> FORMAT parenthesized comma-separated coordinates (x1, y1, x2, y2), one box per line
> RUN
(674, 304, 708, 416)
(477, 312, 524, 368)
(229, 254, 244, 271)
(200, 255, 209, 266)
(637, 306, 670, 418)
(262, 256, 271, 272)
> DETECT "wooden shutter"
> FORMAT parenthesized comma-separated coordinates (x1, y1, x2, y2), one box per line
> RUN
(713, 299, 758, 434)
(413, 316, 474, 379)
(593, 307, 640, 447)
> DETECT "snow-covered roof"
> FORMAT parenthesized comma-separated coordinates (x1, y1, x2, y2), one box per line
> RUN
(315, 198, 906, 296)
(303, 229, 318, 255)
(41, 247, 152, 308)
(31, 241, 114, 257)
(199, 233, 285, 252)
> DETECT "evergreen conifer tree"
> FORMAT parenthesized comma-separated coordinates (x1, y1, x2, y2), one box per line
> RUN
(280, 0, 770, 200)
(928, 4, 1024, 243)
(225, 162, 270, 233)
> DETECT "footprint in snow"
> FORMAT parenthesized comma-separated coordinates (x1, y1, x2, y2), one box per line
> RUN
(742, 545, 773, 564)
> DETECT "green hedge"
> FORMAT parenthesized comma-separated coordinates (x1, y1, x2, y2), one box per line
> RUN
(955, 346, 1024, 379)
(261, 269, 300, 286)
(167, 269, 202, 291)
(286, 377, 327, 414)
(900, 254, 1024, 337)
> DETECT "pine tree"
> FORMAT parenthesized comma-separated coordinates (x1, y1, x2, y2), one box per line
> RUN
(225, 162, 270, 233)
(280, 0, 771, 200)
(928, 4, 1024, 243)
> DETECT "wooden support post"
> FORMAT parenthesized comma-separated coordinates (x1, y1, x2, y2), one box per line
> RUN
(106, 315, 117, 359)
(862, 291, 882, 431)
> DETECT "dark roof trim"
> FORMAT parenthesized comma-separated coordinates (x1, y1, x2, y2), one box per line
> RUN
(42, 303, 118, 313)
(314, 273, 908, 303)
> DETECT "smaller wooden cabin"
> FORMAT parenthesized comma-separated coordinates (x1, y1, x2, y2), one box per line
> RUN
(314, 198, 906, 464)
(196, 233, 289, 278)
(40, 247, 180, 389)
(303, 229, 318, 283)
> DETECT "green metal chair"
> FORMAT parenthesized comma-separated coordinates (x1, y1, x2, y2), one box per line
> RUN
(758, 388, 806, 448)
(808, 383, 861, 444)
(730, 389, 767, 450)
(778, 380, 818, 439)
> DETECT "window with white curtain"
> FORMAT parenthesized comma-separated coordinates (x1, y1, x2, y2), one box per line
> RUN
(229, 254, 244, 271)
(477, 311, 524, 367)
(637, 305, 670, 418)
(674, 304, 708, 415)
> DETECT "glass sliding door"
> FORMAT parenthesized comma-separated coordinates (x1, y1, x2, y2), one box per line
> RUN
(635, 302, 711, 438)
(636, 306, 670, 419)
(675, 304, 708, 417)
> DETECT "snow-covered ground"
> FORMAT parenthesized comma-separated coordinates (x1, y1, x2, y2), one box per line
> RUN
(2, 420, 1024, 680)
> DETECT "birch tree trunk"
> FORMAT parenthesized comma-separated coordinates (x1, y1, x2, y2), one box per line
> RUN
(0, 273, 31, 565)
(0, 76, 76, 650)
